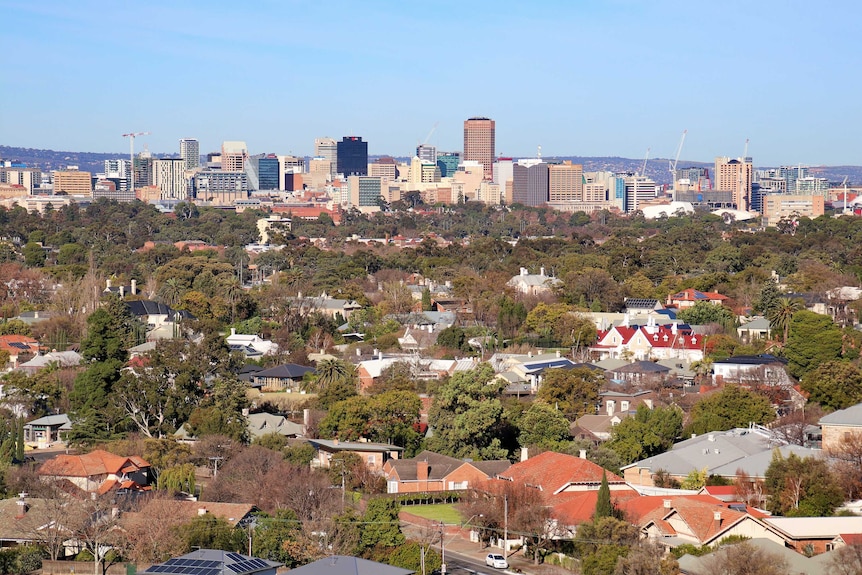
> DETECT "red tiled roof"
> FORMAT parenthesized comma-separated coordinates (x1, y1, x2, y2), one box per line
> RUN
(498, 452, 624, 495)
(621, 495, 750, 544)
(553, 490, 641, 526)
(38, 449, 150, 478)
(670, 288, 728, 302)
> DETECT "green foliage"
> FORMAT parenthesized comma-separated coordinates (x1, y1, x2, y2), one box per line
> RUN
(517, 402, 571, 450)
(676, 301, 735, 327)
(0, 320, 31, 336)
(536, 367, 605, 419)
(282, 443, 317, 466)
(594, 471, 613, 520)
(755, 281, 782, 315)
(311, 359, 359, 409)
(182, 513, 246, 553)
(360, 498, 405, 550)
(575, 516, 639, 575)
(765, 450, 843, 517)
(80, 294, 136, 362)
(784, 310, 843, 379)
(686, 386, 775, 436)
(384, 541, 441, 574)
(607, 405, 682, 465)
(156, 463, 196, 495)
(184, 377, 249, 442)
(679, 468, 708, 490)
(425, 365, 511, 460)
(68, 359, 125, 445)
(22, 242, 45, 268)
(801, 360, 862, 410)
(435, 326, 468, 351)
(252, 509, 305, 567)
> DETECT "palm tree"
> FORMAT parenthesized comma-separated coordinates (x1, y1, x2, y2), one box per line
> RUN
(769, 297, 803, 345)
(158, 277, 182, 307)
(307, 359, 354, 393)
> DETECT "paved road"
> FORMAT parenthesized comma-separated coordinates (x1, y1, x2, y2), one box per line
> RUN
(440, 548, 505, 575)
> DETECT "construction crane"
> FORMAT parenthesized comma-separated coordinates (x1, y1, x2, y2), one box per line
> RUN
(421, 122, 439, 146)
(743, 138, 750, 160)
(640, 148, 650, 178)
(668, 130, 687, 196)
(122, 131, 150, 193)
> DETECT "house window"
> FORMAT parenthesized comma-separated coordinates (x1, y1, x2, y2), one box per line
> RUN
(621, 401, 630, 412)
(448, 481, 468, 490)
(387, 481, 399, 494)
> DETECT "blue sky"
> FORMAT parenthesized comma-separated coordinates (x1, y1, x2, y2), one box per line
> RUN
(1, 0, 858, 166)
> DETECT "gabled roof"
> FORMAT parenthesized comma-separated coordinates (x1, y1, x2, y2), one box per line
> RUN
(612, 361, 670, 374)
(38, 449, 150, 478)
(820, 402, 862, 426)
(625, 298, 660, 309)
(622, 495, 750, 544)
(553, 490, 641, 526)
(24, 413, 71, 428)
(247, 413, 304, 438)
(253, 363, 315, 379)
(287, 556, 413, 575)
(139, 549, 280, 575)
(669, 288, 728, 302)
(126, 300, 173, 317)
(498, 452, 624, 494)
(713, 354, 788, 366)
(388, 450, 463, 481)
(763, 516, 862, 539)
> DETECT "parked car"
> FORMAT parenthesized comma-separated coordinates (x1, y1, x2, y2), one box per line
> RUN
(485, 553, 508, 569)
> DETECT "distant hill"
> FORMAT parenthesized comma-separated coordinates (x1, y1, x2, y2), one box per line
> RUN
(3, 145, 861, 187)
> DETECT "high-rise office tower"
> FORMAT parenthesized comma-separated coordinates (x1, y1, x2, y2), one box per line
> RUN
(436, 152, 460, 178)
(222, 141, 248, 172)
(548, 161, 584, 203)
(180, 139, 200, 170)
(463, 117, 495, 180)
(315, 137, 338, 176)
(53, 169, 93, 195)
(337, 137, 368, 177)
(512, 159, 549, 206)
(153, 158, 188, 199)
(416, 144, 437, 165)
(715, 156, 753, 211)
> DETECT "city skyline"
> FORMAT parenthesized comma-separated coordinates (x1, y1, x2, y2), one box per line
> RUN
(2, 1, 859, 166)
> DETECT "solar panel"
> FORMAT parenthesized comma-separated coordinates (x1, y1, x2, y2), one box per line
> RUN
(165, 560, 180, 566)
(226, 552, 245, 563)
(253, 559, 268, 568)
(202, 562, 220, 568)
(225, 564, 243, 573)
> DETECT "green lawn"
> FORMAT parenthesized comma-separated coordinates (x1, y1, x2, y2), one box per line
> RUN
(401, 503, 463, 524)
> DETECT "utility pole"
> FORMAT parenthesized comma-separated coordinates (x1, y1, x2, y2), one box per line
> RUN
(440, 521, 446, 575)
(503, 494, 508, 556)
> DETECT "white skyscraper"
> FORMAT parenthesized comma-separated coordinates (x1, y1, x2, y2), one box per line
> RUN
(154, 158, 188, 200)
(180, 139, 200, 170)
(314, 137, 337, 176)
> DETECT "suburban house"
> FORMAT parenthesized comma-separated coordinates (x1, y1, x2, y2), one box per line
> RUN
(226, 329, 279, 357)
(383, 450, 510, 494)
(306, 438, 403, 471)
(23, 414, 70, 447)
(572, 390, 656, 442)
(607, 360, 671, 385)
(666, 288, 729, 309)
(287, 556, 413, 575)
(138, 549, 280, 575)
(820, 402, 862, 451)
(678, 537, 839, 574)
(17, 350, 82, 374)
(126, 300, 194, 341)
(712, 354, 792, 386)
(493, 354, 580, 393)
(621, 426, 821, 489)
(506, 267, 562, 296)
(292, 292, 362, 320)
(736, 317, 772, 342)
(246, 412, 304, 439)
(620, 495, 780, 549)
(249, 363, 315, 392)
(589, 322, 703, 362)
(498, 451, 632, 495)
(761, 516, 862, 555)
(0, 335, 40, 368)
(0, 494, 79, 555)
(37, 449, 152, 495)
(357, 356, 476, 391)
(623, 298, 666, 317)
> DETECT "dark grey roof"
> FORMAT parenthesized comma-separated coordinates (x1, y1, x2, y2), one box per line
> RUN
(253, 363, 315, 379)
(713, 354, 787, 365)
(287, 556, 413, 575)
(613, 361, 670, 374)
(820, 402, 862, 426)
(126, 300, 172, 316)
(624, 298, 660, 309)
(139, 549, 280, 575)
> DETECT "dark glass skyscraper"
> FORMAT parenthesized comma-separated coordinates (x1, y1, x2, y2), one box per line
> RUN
(336, 136, 368, 176)
(258, 157, 279, 190)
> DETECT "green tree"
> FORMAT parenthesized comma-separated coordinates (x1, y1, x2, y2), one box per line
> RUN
(22, 242, 45, 267)
(536, 367, 605, 419)
(184, 377, 249, 442)
(594, 471, 613, 520)
(252, 509, 305, 567)
(0, 319, 32, 336)
(67, 359, 125, 445)
(360, 498, 404, 550)
(686, 386, 775, 436)
(426, 365, 511, 460)
(801, 360, 862, 410)
(679, 468, 708, 490)
(80, 294, 136, 363)
(435, 326, 467, 351)
(310, 359, 359, 409)
(764, 450, 842, 516)
(182, 513, 245, 552)
(784, 310, 843, 379)
(769, 297, 803, 345)
(755, 280, 782, 316)
(518, 402, 571, 450)
(676, 301, 735, 327)
(606, 405, 683, 465)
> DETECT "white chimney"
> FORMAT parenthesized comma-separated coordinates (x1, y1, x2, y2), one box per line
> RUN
(520, 447, 529, 462)
(356, 348, 362, 357)
(663, 499, 672, 509)
(378, 350, 383, 360)
(106, 278, 112, 289)
(230, 327, 236, 336)
(119, 286, 125, 298)
(520, 267, 528, 276)
(556, 350, 561, 358)
(198, 508, 207, 515)
(579, 449, 587, 460)
(527, 351, 533, 358)
(131, 279, 137, 294)
(708, 434, 715, 442)
(540, 266, 546, 276)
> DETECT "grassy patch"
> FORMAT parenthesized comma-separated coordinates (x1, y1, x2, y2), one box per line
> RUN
(402, 503, 463, 524)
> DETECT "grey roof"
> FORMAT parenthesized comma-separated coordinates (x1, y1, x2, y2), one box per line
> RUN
(678, 538, 835, 575)
(738, 317, 771, 331)
(820, 402, 862, 426)
(624, 298, 660, 309)
(709, 444, 820, 479)
(621, 427, 788, 477)
(307, 439, 404, 453)
(139, 549, 280, 575)
(253, 363, 315, 379)
(612, 361, 670, 374)
(247, 413, 304, 438)
(24, 414, 71, 429)
(713, 354, 787, 366)
(287, 556, 413, 575)
(590, 358, 630, 371)
(18, 350, 82, 369)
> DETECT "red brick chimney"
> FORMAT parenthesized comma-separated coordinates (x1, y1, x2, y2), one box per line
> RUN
(417, 460, 429, 483)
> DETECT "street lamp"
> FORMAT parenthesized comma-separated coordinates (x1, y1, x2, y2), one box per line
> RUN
(461, 513, 484, 550)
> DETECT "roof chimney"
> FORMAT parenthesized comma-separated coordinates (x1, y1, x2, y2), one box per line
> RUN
(198, 507, 207, 515)
(417, 460, 429, 482)
(230, 327, 236, 336)
(520, 267, 528, 276)
(520, 447, 529, 462)
(713, 511, 722, 528)
(540, 266, 546, 276)
(16, 493, 27, 519)
(131, 279, 137, 294)
(663, 499, 672, 509)
(579, 449, 587, 460)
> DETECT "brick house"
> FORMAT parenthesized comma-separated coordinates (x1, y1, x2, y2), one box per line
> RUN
(383, 450, 510, 494)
